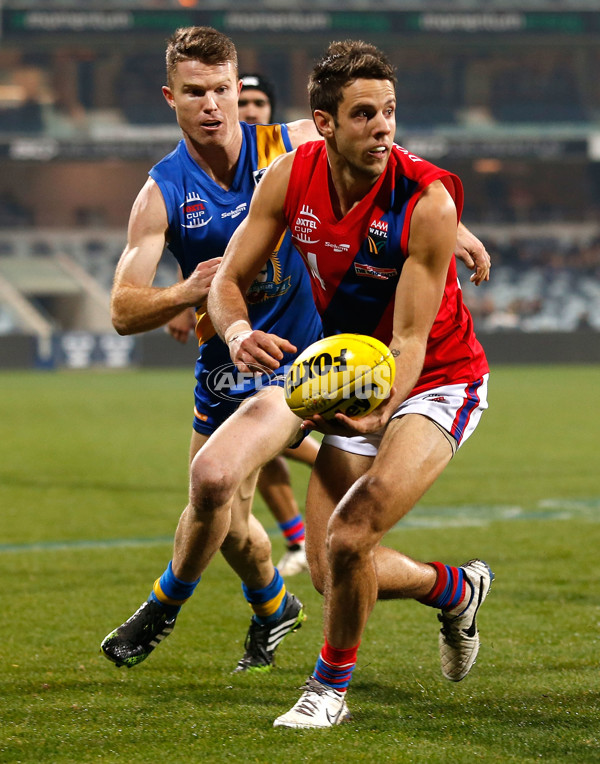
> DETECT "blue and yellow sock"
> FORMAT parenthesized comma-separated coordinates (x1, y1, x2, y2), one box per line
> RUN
(419, 561, 467, 611)
(242, 568, 287, 625)
(150, 560, 201, 617)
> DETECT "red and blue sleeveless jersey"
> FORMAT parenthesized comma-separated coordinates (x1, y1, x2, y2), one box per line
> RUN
(283, 141, 488, 395)
(149, 122, 322, 398)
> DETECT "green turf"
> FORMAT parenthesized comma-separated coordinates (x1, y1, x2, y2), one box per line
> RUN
(1, 366, 599, 763)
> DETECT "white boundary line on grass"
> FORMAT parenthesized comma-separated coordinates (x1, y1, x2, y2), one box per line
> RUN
(1, 498, 599, 554)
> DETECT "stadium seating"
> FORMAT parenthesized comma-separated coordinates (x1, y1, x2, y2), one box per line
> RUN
(1, 226, 599, 335)
(461, 230, 600, 332)
(0, 230, 179, 334)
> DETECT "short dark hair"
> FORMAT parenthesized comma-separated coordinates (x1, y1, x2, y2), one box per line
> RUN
(165, 26, 238, 86)
(308, 40, 396, 119)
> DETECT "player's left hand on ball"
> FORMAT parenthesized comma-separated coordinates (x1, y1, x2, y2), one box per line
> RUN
(301, 410, 383, 436)
(230, 330, 296, 374)
(302, 386, 398, 436)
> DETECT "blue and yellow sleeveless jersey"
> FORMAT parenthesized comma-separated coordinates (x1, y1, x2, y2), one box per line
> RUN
(149, 122, 322, 432)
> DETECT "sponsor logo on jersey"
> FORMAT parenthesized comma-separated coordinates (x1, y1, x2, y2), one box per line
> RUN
(221, 203, 247, 220)
(253, 167, 268, 185)
(354, 263, 398, 280)
(180, 192, 213, 229)
(292, 204, 320, 244)
(369, 218, 388, 237)
(246, 253, 292, 304)
(325, 241, 350, 253)
(367, 217, 388, 257)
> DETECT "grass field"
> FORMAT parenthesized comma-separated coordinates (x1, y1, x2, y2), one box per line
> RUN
(1, 366, 599, 763)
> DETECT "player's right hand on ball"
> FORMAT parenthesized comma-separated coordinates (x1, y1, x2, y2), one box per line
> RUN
(230, 330, 296, 373)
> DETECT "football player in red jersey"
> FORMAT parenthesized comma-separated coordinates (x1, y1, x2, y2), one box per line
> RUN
(209, 40, 493, 728)
(102, 27, 490, 694)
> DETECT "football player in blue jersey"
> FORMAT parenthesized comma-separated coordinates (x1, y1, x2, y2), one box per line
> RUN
(101, 27, 322, 673)
(166, 70, 318, 578)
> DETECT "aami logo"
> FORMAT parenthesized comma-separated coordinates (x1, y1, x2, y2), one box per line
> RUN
(292, 204, 320, 245)
(367, 217, 388, 256)
(369, 219, 388, 237)
(181, 192, 213, 229)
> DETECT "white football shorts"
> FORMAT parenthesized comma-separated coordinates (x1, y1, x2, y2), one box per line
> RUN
(322, 374, 489, 458)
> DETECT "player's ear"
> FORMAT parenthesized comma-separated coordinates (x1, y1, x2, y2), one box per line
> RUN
(313, 110, 334, 138)
(162, 85, 176, 109)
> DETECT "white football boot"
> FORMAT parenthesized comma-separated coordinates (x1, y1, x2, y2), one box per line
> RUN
(438, 559, 494, 682)
(276, 541, 308, 577)
(273, 677, 351, 729)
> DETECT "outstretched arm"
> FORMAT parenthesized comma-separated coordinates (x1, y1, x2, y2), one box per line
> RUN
(111, 178, 221, 335)
(208, 153, 297, 372)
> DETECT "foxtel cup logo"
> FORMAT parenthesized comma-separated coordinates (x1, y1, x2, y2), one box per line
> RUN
(285, 349, 389, 401)
(206, 363, 280, 402)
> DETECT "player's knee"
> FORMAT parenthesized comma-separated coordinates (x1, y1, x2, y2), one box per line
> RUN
(356, 472, 391, 515)
(189, 451, 237, 509)
(326, 520, 368, 572)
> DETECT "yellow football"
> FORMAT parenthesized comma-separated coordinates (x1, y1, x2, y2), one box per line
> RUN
(284, 333, 395, 421)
